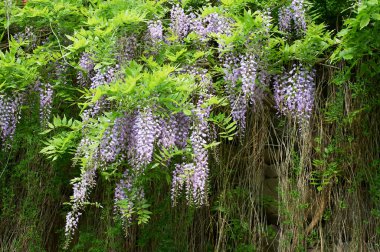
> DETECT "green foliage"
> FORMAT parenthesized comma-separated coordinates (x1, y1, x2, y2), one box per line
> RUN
(1, 0, 380, 250)
(332, 0, 380, 62)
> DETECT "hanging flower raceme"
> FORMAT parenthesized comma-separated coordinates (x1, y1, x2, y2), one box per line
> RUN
(114, 169, 145, 233)
(279, 0, 307, 34)
(148, 20, 163, 44)
(171, 96, 210, 206)
(0, 93, 23, 148)
(82, 66, 118, 120)
(274, 64, 315, 125)
(77, 53, 94, 86)
(222, 53, 246, 134)
(157, 115, 178, 150)
(99, 115, 132, 164)
(174, 112, 191, 150)
(190, 12, 233, 41)
(38, 82, 54, 128)
(170, 4, 190, 40)
(117, 35, 138, 63)
(240, 54, 258, 104)
(64, 138, 98, 246)
(128, 108, 158, 171)
(189, 97, 210, 205)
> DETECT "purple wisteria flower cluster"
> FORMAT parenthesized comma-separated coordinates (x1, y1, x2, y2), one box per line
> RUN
(65, 161, 97, 245)
(82, 66, 118, 121)
(13, 26, 37, 48)
(171, 97, 211, 206)
(157, 115, 178, 150)
(170, 5, 190, 40)
(99, 115, 132, 164)
(221, 53, 246, 133)
(148, 20, 163, 44)
(274, 64, 315, 125)
(77, 53, 95, 86)
(128, 108, 157, 171)
(279, 0, 307, 34)
(117, 35, 138, 63)
(0, 93, 23, 148)
(38, 82, 54, 128)
(114, 169, 145, 232)
(221, 53, 267, 134)
(190, 12, 233, 41)
(174, 112, 191, 150)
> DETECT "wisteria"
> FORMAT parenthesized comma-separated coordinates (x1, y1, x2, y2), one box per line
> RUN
(65, 163, 97, 244)
(170, 5, 190, 40)
(117, 35, 138, 63)
(190, 12, 233, 41)
(77, 53, 95, 86)
(0, 93, 23, 148)
(174, 112, 191, 149)
(279, 7, 292, 33)
(148, 20, 163, 44)
(114, 169, 144, 232)
(128, 108, 157, 171)
(82, 66, 118, 120)
(99, 115, 132, 164)
(157, 115, 178, 150)
(171, 163, 192, 205)
(38, 82, 54, 128)
(240, 54, 258, 104)
(279, 0, 307, 34)
(13, 26, 37, 48)
(221, 53, 265, 134)
(274, 64, 315, 125)
(188, 97, 210, 205)
(222, 53, 247, 133)
(291, 0, 307, 32)
(171, 102, 210, 206)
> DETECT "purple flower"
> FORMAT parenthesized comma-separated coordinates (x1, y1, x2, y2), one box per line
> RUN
(38, 82, 54, 128)
(148, 20, 163, 43)
(170, 5, 190, 40)
(279, 0, 307, 34)
(114, 169, 145, 232)
(274, 64, 315, 126)
(0, 93, 24, 148)
(128, 108, 158, 171)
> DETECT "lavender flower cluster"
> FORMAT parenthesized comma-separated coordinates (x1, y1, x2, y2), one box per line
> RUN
(189, 98, 210, 205)
(170, 5, 190, 40)
(128, 108, 157, 171)
(221, 53, 266, 134)
(279, 0, 307, 34)
(190, 12, 232, 41)
(117, 35, 138, 63)
(148, 20, 163, 44)
(82, 66, 118, 121)
(171, 97, 210, 206)
(77, 53, 94, 86)
(0, 93, 23, 148)
(13, 26, 37, 48)
(274, 64, 315, 125)
(99, 115, 132, 164)
(65, 163, 97, 243)
(38, 82, 54, 128)
(114, 169, 145, 231)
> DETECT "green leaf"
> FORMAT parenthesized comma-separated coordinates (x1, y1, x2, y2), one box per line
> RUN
(367, 0, 378, 6)
(360, 14, 370, 30)
(372, 13, 380, 20)
(183, 109, 192, 116)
